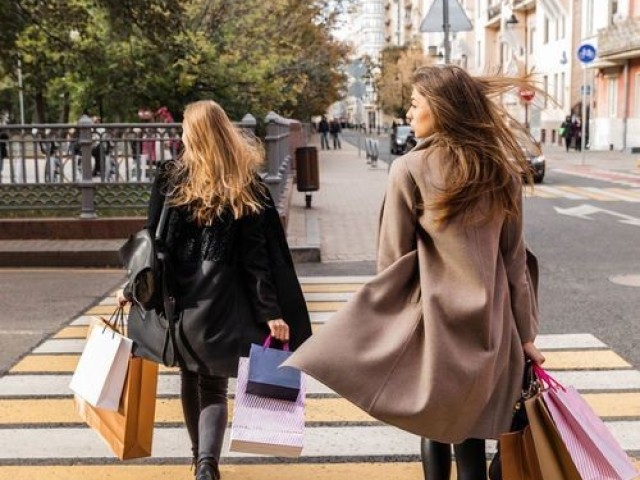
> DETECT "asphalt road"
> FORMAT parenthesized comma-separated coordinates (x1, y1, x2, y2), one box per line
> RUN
(0, 268, 125, 374)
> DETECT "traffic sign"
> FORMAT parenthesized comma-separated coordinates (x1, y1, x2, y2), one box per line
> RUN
(577, 43, 597, 64)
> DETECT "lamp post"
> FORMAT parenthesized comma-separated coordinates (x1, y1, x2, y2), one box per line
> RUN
(17, 59, 25, 124)
(506, 12, 531, 129)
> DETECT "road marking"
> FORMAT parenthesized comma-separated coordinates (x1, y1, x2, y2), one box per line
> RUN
(555, 204, 640, 226)
(5, 368, 640, 398)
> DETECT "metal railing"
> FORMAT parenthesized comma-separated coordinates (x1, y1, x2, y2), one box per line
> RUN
(0, 113, 303, 217)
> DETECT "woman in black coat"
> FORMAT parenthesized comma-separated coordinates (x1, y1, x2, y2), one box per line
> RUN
(120, 100, 311, 480)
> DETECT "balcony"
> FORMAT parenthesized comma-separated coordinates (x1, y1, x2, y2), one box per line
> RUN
(598, 17, 640, 60)
(487, 3, 501, 22)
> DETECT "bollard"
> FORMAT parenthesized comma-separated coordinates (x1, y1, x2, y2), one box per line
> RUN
(78, 114, 97, 219)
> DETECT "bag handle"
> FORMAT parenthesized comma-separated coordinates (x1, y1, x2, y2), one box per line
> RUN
(262, 335, 290, 352)
(532, 364, 566, 392)
(101, 305, 126, 337)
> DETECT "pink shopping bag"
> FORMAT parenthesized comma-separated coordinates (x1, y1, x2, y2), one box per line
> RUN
(230, 357, 305, 457)
(534, 365, 639, 480)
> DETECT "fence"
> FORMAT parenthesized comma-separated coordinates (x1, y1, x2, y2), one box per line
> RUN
(0, 113, 305, 217)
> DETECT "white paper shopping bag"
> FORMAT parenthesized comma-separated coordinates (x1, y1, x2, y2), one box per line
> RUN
(230, 357, 305, 457)
(69, 325, 133, 411)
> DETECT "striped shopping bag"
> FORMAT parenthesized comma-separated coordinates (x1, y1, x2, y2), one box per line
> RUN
(229, 357, 305, 457)
(534, 365, 639, 480)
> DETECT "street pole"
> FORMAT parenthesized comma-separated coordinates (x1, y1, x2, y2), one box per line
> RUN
(581, 65, 587, 165)
(17, 59, 25, 124)
(396, 0, 401, 45)
(443, 0, 451, 64)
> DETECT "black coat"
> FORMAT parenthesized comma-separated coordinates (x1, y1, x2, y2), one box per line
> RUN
(145, 167, 312, 377)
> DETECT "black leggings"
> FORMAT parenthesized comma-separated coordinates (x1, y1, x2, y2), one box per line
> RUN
(421, 438, 487, 480)
(180, 370, 229, 463)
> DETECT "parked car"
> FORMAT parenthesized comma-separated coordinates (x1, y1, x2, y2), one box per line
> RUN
(520, 140, 546, 183)
(390, 125, 416, 155)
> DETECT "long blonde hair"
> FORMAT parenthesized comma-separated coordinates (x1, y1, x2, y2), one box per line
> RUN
(412, 65, 537, 226)
(169, 100, 265, 223)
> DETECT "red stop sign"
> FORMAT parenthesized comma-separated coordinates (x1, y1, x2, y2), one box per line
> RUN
(519, 89, 535, 103)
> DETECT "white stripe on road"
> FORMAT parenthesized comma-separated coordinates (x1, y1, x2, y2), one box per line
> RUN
(70, 311, 334, 326)
(535, 333, 607, 350)
(0, 423, 638, 459)
(3, 370, 639, 398)
(31, 333, 610, 355)
(584, 187, 640, 202)
(0, 374, 335, 397)
(536, 186, 587, 199)
(297, 276, 372, 284)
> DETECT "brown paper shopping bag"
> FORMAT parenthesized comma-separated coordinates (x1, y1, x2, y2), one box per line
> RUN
(74, 316, 158, 460)
(500, 426, 544, 480)
(524, 395, 581, 480)
(75, 355, 158, 460)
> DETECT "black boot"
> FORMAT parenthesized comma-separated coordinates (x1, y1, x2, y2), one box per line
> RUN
(196, 457, 220, 480)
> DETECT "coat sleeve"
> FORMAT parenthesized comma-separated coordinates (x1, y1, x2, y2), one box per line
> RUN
(238, 210, 283, 324)
(500, 184, 539, 343)
(377, 158, 417, 272)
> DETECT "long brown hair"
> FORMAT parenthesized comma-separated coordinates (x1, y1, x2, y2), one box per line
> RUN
(412, 65, 536, 226)
(169, 100, 265, 224)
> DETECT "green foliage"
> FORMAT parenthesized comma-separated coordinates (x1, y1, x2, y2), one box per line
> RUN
(0, 0, 351, 124)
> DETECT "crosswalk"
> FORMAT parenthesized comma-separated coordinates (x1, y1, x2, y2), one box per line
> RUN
(0, 276, 639, 479)
(529, 184, 640, 202)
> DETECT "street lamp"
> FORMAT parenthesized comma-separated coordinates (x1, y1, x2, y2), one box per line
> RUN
(505, 13, 533, 130)
(17, 59, 25, 124)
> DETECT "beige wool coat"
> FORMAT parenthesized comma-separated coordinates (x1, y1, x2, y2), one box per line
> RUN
(285, 137, 539, 443)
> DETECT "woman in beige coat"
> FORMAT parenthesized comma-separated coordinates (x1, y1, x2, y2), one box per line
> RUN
(286, 65, 546, 479)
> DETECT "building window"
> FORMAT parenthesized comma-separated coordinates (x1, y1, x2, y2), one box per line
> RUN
(543, 75, 548, 108)
(554, 73, 559, 102)
(585, 0, 595, 36)
(608, 77, 618, 117)
(529, 27, 535, 54)
(543, 16, 549, 44)
(476, 40, 481, 68)
(560, 72, 565, 108)
(561, 16, 566, 38)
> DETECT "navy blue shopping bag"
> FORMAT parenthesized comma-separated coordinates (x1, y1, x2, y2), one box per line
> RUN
(246, 336, 301, 402)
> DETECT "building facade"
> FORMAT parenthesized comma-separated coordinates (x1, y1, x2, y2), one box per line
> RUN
(587, 0, 640, 151)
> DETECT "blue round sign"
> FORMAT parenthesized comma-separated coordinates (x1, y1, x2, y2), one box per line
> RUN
(577, 44, 597, 64)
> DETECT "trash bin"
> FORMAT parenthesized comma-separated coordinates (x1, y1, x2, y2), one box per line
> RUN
(295, 146, 319, 208)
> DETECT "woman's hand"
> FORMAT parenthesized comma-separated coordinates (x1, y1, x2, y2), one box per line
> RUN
(267, 318, 290, 343)
(523, 341, 545, 365)
(116, 289, 130, 307)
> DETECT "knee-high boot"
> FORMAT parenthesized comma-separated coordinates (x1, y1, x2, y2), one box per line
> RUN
(421, 438, 452, 480)
(453, 438, 487, 480)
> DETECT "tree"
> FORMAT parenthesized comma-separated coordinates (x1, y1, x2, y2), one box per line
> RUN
(0, 0, 352, 123)
(376, 44, 429, 119)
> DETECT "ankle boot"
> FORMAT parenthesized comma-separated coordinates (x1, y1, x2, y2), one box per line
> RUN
(196, 458, 220, 480)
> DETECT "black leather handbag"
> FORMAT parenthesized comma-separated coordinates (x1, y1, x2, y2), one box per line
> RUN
(120, 199, 179, 367)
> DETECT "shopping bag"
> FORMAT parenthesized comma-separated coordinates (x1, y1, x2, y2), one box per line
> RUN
(246, 337, 301, 401)
(524, 394, 581, 479)
(500, 426, 543, 480)
(230, 357, 305, 457)
(535, 365, 639, 480)
(69, 310, 133, 411)
(75, 355, 158, 460)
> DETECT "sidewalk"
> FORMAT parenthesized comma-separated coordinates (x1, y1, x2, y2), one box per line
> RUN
(287, 135, 388, 264)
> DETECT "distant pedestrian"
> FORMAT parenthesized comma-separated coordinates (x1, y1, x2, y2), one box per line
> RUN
(285, 64, 545, 480)
(560, 115, 572, 152)
(572, 117, 582, 151)
(329, 118, 342, 149)
(318, 116, 330, 150)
